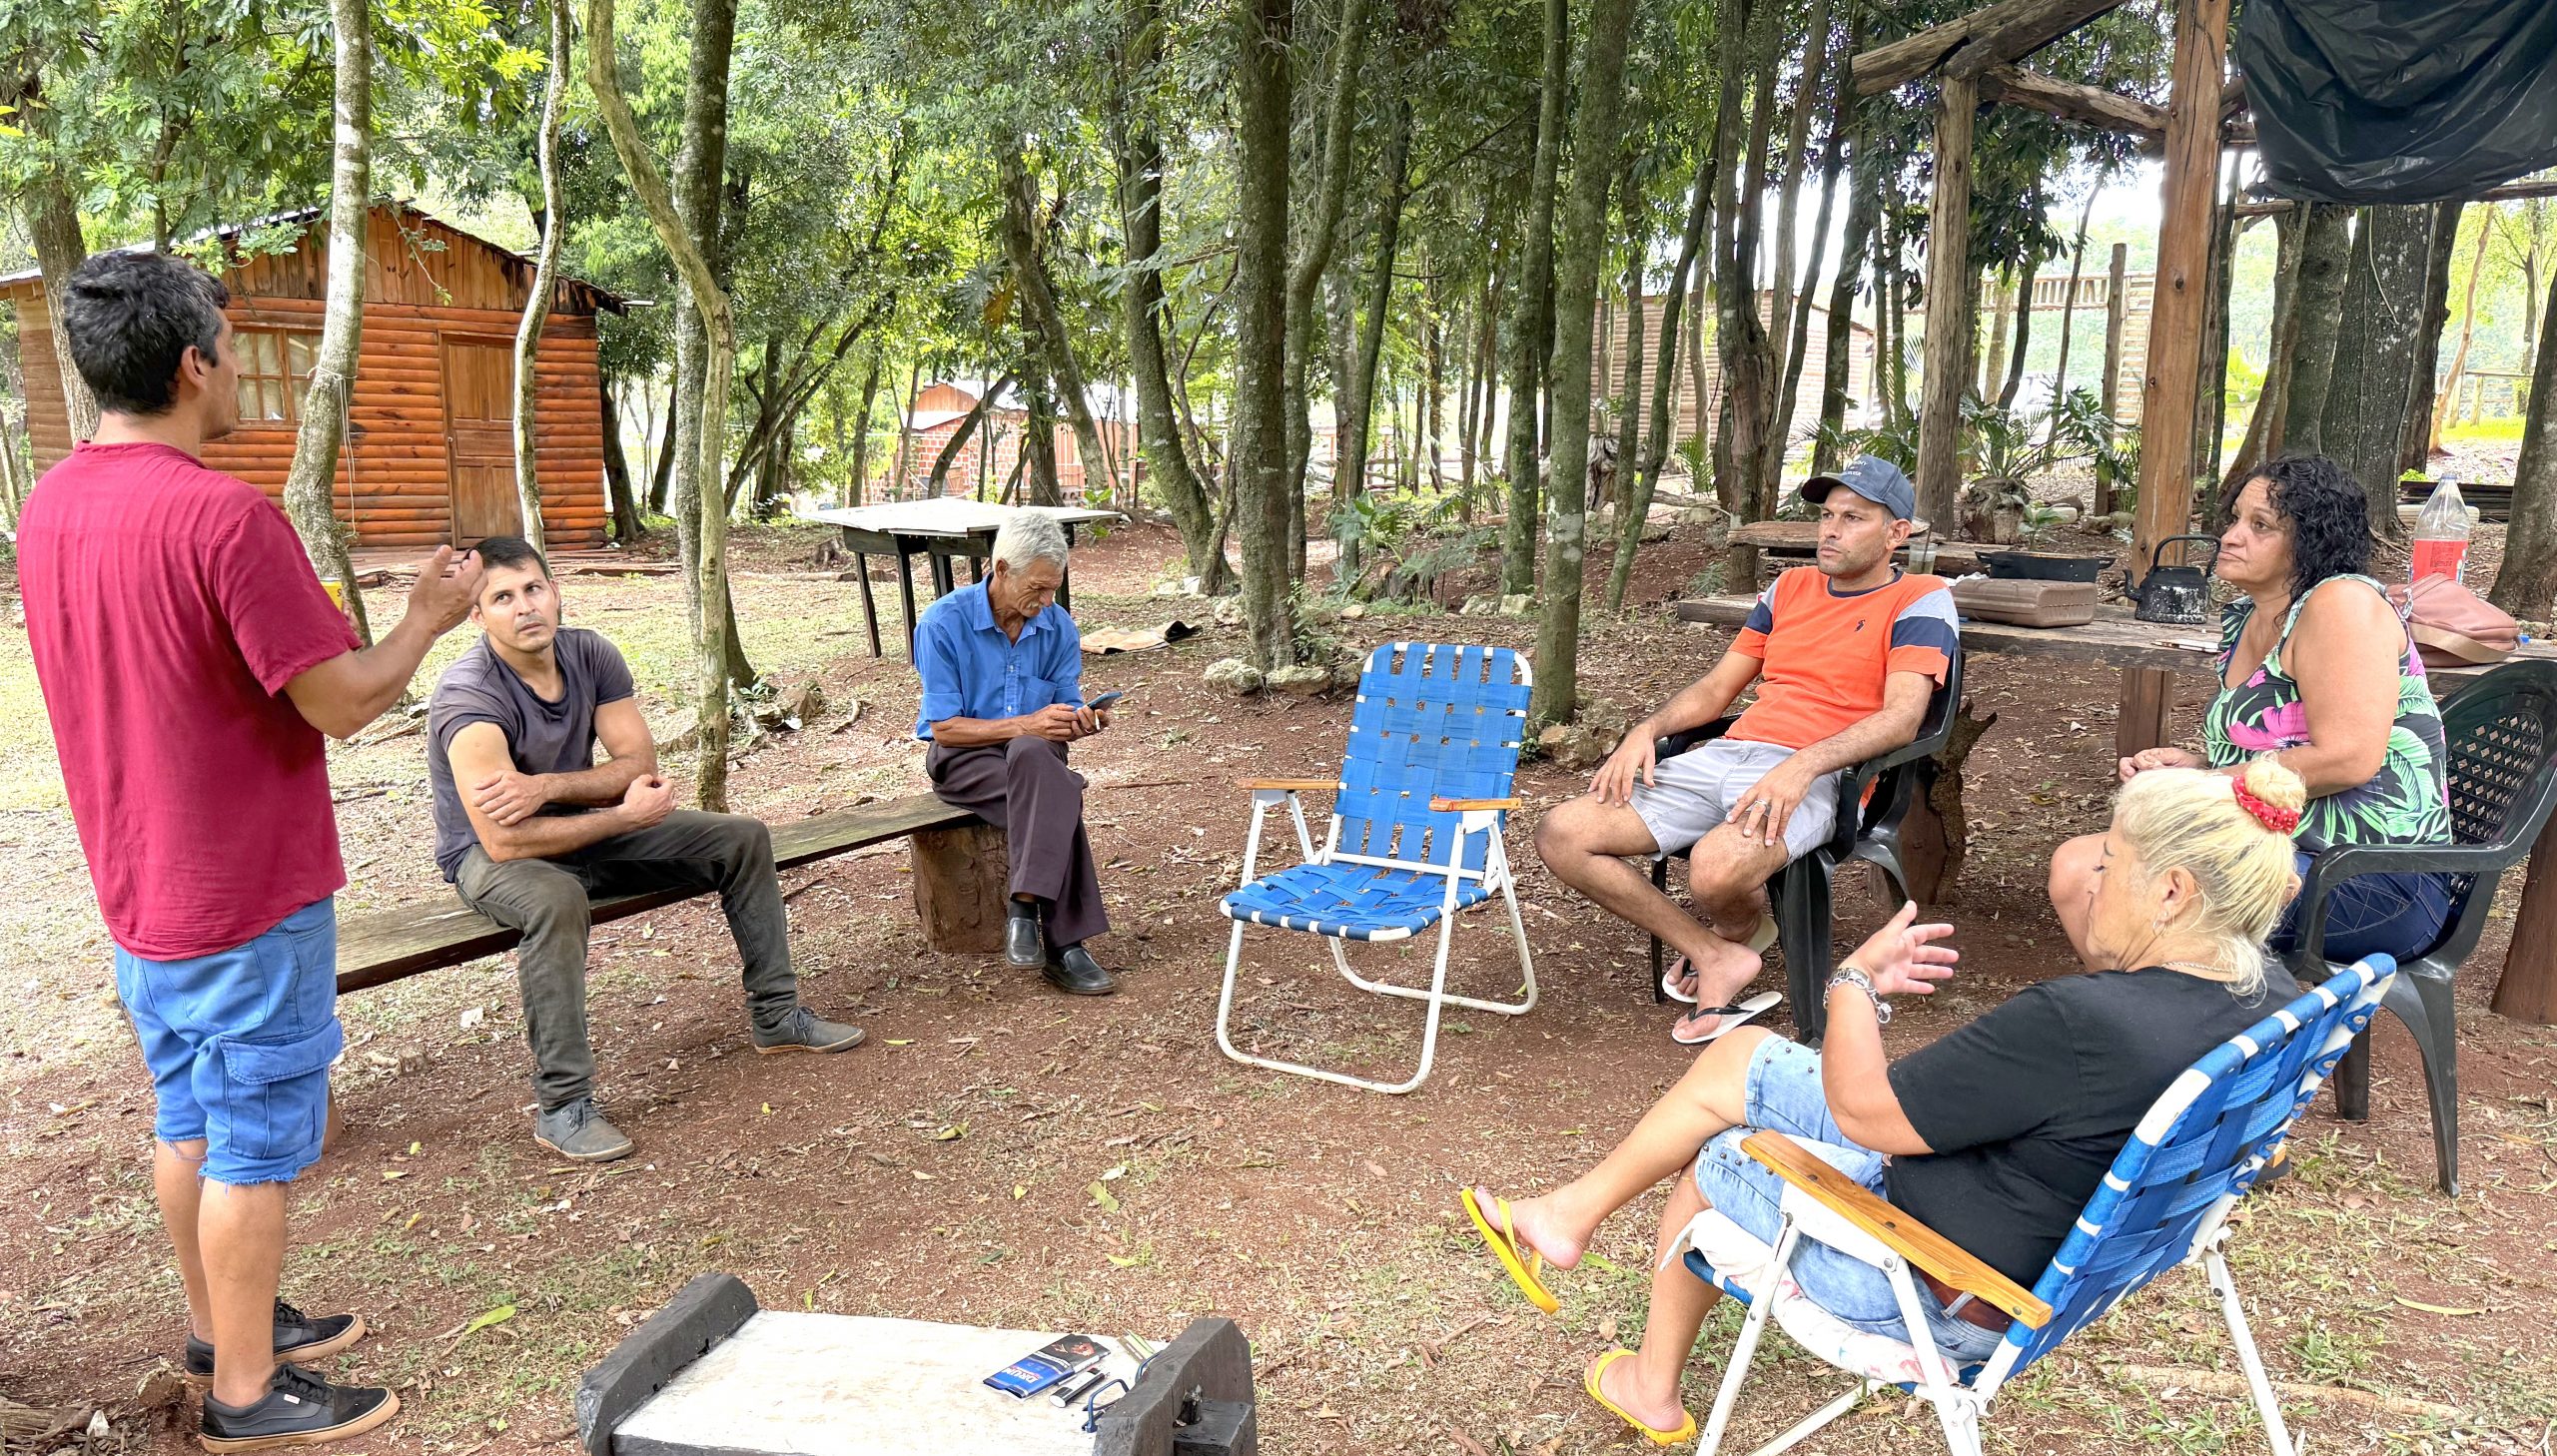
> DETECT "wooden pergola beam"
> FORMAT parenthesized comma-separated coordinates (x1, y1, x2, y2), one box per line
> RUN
(1851, 0, 2128, 95)
(1983, 65, 2167, 141)
(2231, 174, 2557, 217)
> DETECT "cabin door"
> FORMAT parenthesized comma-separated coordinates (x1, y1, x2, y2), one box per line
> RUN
(440, 338, 521, 545)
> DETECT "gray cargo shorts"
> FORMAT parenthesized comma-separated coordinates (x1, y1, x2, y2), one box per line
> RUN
(1629, 738, 1843, 863)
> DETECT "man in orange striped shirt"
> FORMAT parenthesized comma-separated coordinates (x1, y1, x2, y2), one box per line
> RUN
(1535, 457, 1956, 1044)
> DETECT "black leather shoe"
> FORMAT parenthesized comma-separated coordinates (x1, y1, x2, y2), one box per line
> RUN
(200, 1362, 400, 1452)
(1042, 944, 1118, 996)
(1006, 908, 1045, 969)
(184, 1300, 366, 1382)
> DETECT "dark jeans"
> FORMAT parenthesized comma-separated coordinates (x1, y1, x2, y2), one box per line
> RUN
(453, 810, 798, 1111)
(2268, 849, 2453, 967)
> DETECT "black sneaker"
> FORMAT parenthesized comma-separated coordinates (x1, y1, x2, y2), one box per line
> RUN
(184, 1300, 367, 1383)
(199, 1362, 399, 1452)
(1006, 903, 1046, 968)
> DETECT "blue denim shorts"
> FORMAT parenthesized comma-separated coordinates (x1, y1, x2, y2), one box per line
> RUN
(113, 898, 343, 1186)
(2268, 851, 2451, 966)
(1692, 1037, 2009, 1364)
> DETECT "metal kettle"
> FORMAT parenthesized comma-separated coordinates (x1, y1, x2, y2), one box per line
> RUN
(2132, 534, 2220, 625)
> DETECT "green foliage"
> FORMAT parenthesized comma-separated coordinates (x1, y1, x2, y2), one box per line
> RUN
(1964, 387, 2132, 482)
(1333, 490, 1491, 605)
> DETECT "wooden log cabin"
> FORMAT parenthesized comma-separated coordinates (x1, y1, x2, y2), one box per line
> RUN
(2, 203, 626, 549)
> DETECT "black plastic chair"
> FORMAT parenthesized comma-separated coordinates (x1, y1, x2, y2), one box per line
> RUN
(1646, 649, 1964, 1043)
(2283, 658, 2557, 1195)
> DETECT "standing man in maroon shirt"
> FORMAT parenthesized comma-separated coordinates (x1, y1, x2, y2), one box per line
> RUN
(18, 251, 482, 1451)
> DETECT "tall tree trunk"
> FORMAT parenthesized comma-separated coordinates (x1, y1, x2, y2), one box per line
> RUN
(602, 386, 644, 541)
(1500, 0, 1569, 595)
(280, 0, 373, 644)
(1611, 136, 1714, 612)
(1529, 0, 1639, 726)
(1113, 17, 1234, 593)
(1728, 0, 1782, 539)
(2282, 203, 2352, 457)
(1335, 96, 1414, 581)
(1885, 205, 1912, 427)
(510, 0, 571, 555)
(17, 168, 96, 443)
(1229, 0, 1298, 668)
(1714, 0, 1776, 580)
(2321, 205, 2433, 540)
(847, 350, 882, 504)
(2431, 215, 2493, 456)
(1771, 103, 1847, 467)
(999, 146, 1113, 505)
(1981, 272, 2013, 401)
(2195, 176, 2239, 484)
(648, 387, 676, 511)
(1914, 74, 1977, 531)
(890, 361, 923, 495)
(1423, 277, 1445, 487)
(1760, 0, 1835, 477)
(589, 0, 738, 807)
(2223, 205, 2305, 496)
(2399, 200, 2462, 479)
(1998, 247, 2040, 410)
(1023, 373, 1063, 506)
(1815, 147, 1879, 473)
(2491, 271, 2557, 621)
(2046, 185, 2098, 443)
(924, 371, 1015, 496)
(1281, 0, 1374, 520)
(1610, 170, 1648, 530)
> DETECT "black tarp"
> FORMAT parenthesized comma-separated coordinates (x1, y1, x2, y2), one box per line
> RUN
(2237, 0, 2557, 204)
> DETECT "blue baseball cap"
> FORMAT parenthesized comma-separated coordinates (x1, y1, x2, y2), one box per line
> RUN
(1801, 455, 1918, 521)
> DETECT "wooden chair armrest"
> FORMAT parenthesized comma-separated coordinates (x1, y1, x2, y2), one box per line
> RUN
(1241, 778, 1336, 792)
(1741, 1130, 2053, 1329)
(1429, 796, 1523, 812)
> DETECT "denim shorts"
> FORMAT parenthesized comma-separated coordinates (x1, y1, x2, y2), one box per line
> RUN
(113, 898, 343, 1186)
(1691, 1037, 2009, 1364)
(2268, 851, 2451, 966)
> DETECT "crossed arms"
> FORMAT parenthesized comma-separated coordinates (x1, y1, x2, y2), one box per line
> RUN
(443, 698, 672, 862)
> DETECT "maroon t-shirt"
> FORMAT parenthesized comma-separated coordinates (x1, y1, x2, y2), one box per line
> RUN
(19, 440, 361, 959)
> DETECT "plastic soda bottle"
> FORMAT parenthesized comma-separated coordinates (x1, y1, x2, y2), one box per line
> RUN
(2411, 476, 2470, 585)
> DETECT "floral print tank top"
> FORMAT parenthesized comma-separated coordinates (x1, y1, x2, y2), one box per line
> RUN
(2202, 574, 2451, 849)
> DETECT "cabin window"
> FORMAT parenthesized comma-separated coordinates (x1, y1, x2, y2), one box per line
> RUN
(234, 329, 319, 425)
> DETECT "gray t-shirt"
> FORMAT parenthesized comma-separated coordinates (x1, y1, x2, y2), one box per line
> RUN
(427, 627, 636, 880)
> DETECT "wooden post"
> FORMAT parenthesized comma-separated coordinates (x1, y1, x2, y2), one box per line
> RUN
(2491, 819, 2557, 1025)
(1916, 75, 1978, 532)
(911, 822, 1010, 955)
(2117, 0, 2225, 757)
(2128, 0, 2226, 580)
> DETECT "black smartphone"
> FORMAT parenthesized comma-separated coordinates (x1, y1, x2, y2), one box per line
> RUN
(1086, 689, 1127, 710)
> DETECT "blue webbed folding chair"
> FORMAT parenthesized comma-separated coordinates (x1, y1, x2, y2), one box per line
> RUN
(1672, 957, 2396, 1456)
(1214, 641, 1537, 1094)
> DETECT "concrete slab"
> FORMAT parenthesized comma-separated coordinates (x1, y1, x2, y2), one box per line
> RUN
(608, 1312, 1149, 1456)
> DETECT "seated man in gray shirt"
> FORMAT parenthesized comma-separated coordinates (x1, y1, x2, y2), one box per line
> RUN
(426, 535, 862, 1162)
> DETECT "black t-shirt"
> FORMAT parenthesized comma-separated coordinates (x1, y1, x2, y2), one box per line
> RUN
(1883, 963, 2299, 1288)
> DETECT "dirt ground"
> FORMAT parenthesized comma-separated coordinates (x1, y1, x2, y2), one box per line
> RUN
(3, 515, 2554, 1456)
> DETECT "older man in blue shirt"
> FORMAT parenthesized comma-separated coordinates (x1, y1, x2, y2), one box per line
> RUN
(914, 514, 1117, 995)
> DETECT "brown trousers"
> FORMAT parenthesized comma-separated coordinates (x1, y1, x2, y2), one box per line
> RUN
(926, 737, 1110, 948)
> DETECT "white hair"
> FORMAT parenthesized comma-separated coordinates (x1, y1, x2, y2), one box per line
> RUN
(992, 513, 1070, 571)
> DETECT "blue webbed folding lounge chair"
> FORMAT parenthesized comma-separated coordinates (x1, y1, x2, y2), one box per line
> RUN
(1672, 956, 2396, 1456)
(1215, 641, 1537, 1093)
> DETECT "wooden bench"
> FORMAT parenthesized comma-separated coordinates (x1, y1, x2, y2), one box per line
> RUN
(335, 795, 1005, 994)
(1726, 520, 1987, 577)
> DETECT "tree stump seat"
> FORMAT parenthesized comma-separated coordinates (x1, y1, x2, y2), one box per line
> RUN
(334, 795, 1005, 994)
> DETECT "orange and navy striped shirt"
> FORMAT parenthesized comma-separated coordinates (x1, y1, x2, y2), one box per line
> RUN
(1727, 567, 1956, 749)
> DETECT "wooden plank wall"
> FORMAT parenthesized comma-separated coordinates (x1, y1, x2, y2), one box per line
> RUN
(5, 206, 610, 549)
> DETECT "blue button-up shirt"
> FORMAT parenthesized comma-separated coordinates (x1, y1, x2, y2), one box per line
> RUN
(912, 580, 1085, 739)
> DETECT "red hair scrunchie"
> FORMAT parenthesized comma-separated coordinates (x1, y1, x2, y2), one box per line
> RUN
(2229, 777, 2300, 835)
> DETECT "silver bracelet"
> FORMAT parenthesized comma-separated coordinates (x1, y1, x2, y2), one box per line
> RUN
(1826, 965, 1891, 1025)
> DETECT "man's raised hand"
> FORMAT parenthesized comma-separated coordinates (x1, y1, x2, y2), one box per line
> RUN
(1589, 729, 1657, 806)
(620, 773, 675, 831)
(407, 546, 483, 635)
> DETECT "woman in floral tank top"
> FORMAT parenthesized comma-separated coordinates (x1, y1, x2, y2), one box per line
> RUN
(2052, 455, 2452, 965)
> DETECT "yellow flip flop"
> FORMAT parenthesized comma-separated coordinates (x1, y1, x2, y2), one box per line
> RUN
(1584, 1348, 1698, 1447)
(1460, 1187, 1558, 1314)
